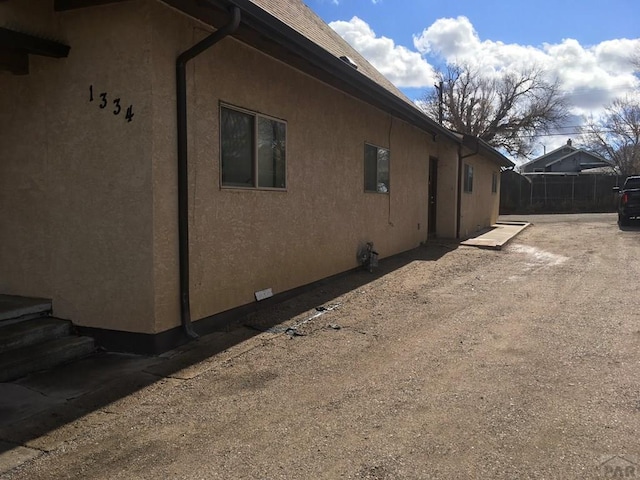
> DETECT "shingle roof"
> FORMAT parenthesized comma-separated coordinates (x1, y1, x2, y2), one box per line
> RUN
(521, 144, 609, 171)
(165, 0, 491, 145)
(247, 0, 412, 105)
(520, 144, 577, 168)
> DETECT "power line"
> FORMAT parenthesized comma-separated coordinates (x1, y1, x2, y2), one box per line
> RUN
(504, 130, 637, 139)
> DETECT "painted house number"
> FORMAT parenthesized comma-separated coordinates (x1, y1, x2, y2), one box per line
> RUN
(89, 85, 134, 122)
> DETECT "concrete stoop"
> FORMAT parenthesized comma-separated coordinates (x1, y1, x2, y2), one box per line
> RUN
(460, 221, 531, 250)
(0, 295, 51, 324)
(0, 295, 96, 383)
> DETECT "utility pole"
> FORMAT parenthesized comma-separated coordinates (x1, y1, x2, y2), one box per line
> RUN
(434, 81, 443, 124)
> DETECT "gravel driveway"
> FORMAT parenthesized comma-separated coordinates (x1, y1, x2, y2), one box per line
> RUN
(3, 213, 640, 479)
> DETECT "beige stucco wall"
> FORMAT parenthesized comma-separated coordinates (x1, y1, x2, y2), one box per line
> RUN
(147, 4, 464, 330)
(1, 0, 467, 336)
(0, 1, 156, 332)
(459, 154, 501, 238)
(432, 146, 459, 239)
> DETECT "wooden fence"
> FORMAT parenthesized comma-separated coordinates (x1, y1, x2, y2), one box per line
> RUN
(500, 171, 623, 214)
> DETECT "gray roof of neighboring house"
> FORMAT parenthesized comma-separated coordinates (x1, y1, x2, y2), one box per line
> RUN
(521, 143, 609, 170)
(544, 151, 610, 169)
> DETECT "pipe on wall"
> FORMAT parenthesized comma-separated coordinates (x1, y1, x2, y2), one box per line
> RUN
(176, 5, 241, 339)
(457, 137, 480, 238)
(456, 144, 462, 239)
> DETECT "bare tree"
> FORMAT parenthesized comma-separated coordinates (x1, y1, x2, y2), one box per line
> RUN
(421, 64, 568, 158)
(580, 97, 640, 176)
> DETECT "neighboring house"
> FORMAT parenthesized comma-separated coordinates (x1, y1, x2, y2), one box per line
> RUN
(502, 137, 621, 214)
(0, 0, 513, 353)
(520, 139, 611, 174)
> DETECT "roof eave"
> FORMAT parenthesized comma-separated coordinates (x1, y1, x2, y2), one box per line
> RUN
(163, 0, 459, 143)
(462, 134, 514, 168)
(234, 0, 458, 140)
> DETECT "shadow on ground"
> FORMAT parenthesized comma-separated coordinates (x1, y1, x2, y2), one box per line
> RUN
(0, 241, 458, 457)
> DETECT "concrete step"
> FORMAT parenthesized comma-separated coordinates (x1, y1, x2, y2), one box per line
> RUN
(0, 295, 52, 323)
(0, 317, 72, 352)
(0, 336, 96, 383)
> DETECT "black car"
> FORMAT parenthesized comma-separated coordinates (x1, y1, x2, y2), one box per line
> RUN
(613, 176, 640, 226)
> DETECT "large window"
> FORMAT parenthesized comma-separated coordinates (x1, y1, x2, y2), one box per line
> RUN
(364, 143, 390, 193)
(220, 105, 286, 189)
(464, 164, 474, 193)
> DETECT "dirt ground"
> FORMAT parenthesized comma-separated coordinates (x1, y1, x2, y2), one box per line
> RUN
(3, 213, 640, 479)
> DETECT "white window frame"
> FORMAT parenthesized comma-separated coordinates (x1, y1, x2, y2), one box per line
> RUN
(364, 143, 390, 194)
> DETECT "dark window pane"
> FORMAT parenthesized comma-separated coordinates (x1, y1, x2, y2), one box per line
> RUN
(377, 148, 390, 193)
(221, 107, 254, 187)
(464, 164, 474, 192)
(364, 144, 378, 192)
(257, 117, 286, 188)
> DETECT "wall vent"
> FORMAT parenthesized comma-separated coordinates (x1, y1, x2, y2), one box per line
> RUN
(339, 55, 358, 69)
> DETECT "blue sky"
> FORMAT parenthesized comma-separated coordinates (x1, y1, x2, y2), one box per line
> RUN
(306, 0, 640, 156)
(311, 0, 640, 48)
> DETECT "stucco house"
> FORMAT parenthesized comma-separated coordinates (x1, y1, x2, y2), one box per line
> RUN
(521, 139, 611, 174)
(0, 0, 512, 356)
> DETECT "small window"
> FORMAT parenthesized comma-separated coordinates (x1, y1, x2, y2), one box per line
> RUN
(220, 105, 286, 189)
(364, 143, 390, 193)
(491, 172, 498, 194)
(463, 164, 473, 193)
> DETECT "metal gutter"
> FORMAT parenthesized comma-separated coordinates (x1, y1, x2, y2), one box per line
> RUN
(176, 4, 241, 339)
(462, 134, 514, 168)
(217, 0, 459, 144)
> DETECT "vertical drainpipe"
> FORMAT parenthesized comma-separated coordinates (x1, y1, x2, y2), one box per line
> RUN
(456, 144, 462, 239)
(457, 137, 480, 239)
(176, 6, 241, 339)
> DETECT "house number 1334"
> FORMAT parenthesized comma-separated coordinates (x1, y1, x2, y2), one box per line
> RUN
(89, 85, 134, 122)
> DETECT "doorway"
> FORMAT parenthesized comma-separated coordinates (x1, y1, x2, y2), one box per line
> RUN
(428, 157, 438, 236)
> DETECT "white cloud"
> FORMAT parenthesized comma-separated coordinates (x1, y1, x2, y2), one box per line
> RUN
(412, 16, 478, 59)
(330, 15, 639, 115)
(329, 16, 437, 88)
(412, 16, 640, 116)
(329, 14, 640, 155)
